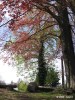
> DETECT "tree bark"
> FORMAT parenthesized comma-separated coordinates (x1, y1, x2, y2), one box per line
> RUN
(60, 7, 75, 88)
(61, 56, 64, 88)
(64, 56, 70, 88)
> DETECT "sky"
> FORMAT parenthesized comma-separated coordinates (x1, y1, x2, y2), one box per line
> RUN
(0, 3, 20, 84)
(0, 60, 19, 84)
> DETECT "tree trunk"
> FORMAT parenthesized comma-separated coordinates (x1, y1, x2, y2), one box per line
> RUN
(61, 56, 64, 88)
(60, 7, 75, 88)
(64, 56, 70, 88)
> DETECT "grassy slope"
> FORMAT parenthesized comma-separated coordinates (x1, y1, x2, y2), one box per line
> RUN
(0, 89, 74, 100)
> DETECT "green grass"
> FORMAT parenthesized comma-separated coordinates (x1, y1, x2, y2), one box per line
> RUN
(0, 89, 74, 100)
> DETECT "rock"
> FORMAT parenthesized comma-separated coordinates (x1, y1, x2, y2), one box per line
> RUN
(27, 82, 38, 92)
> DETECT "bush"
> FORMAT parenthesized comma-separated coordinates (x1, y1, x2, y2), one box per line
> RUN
(18, 81, 27, 92)
(46, 67, 59, 87)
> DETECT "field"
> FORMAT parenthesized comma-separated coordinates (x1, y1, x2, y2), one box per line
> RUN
(0, 89, 74, 100)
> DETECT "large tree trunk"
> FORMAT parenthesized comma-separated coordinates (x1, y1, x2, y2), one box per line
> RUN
(60, 7, 75, 88)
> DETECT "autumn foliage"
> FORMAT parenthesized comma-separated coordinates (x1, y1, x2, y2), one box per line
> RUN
(0, 0, 60, 61)
(0, 0, 74, 62)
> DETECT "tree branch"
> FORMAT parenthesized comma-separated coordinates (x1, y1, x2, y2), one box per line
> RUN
(0, 10, 29, 28)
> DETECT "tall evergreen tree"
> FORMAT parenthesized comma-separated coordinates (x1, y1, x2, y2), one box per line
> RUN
(37, 39, 47, 86)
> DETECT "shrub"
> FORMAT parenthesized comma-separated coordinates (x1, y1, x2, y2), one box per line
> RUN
(46, 67, 59, 87)
(18, 81, 27, 92)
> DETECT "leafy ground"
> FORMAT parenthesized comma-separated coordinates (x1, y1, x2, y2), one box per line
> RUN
(0, 89, 74, 100)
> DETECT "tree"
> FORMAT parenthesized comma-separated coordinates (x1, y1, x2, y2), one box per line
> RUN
(37, 39, 47, 86)
(46, 67, 59, 87)
(4, 19, 59, 86)
(0, 0, 75, 88)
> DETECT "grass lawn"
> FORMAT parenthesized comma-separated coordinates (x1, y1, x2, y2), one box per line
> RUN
(0, 89, 74, 100)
